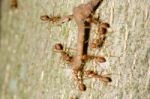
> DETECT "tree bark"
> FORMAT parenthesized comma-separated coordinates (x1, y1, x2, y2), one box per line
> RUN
(0, 0, 150, 99)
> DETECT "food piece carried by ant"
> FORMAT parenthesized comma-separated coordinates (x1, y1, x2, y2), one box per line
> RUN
(10, 0, 17, 9)
(84, 70, 112, 83)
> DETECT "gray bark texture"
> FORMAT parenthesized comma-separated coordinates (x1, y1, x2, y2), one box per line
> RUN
(0, 0, 150, 99)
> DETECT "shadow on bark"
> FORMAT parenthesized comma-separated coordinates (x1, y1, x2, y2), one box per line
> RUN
(83, 22, 91, 55)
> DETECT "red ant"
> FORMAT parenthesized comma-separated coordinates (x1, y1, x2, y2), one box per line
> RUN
(84, 70, 112, 83)
(54, 43, 72, 62)
(40, 15, 61, 23)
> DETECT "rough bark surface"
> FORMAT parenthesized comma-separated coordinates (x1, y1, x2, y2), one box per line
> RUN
(0, 0, 150, 99)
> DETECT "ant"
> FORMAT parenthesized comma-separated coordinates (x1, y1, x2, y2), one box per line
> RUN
(86, 15, 110, 49)
(90, 22, 110, 49)
(54, 43, 72, 62)
(72, 70, 86, 91)
(54, 43, 87, 91)
(10, 0, 17, 9)
(40, 15, 61, 23)
(84, 70, 112, 83)
(40, 4, 63, 24)
(40, 15, 73, 25)
(82, 54, 106, 63)
(40, 14, 73, 24)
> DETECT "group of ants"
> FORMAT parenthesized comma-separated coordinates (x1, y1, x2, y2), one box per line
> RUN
(40, 1, 112, 92)
(10, 0, 112, 92)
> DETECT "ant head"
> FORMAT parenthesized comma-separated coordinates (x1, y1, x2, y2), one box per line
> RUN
(106, 77, 112, 82)
(84, 70, 94, 75)
(54, 43, 63, 51)
(100, 22, 110, 28)
(40, 15, 50, 21)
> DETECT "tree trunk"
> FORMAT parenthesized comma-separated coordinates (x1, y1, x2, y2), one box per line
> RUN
(0, 0, 150, 99)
